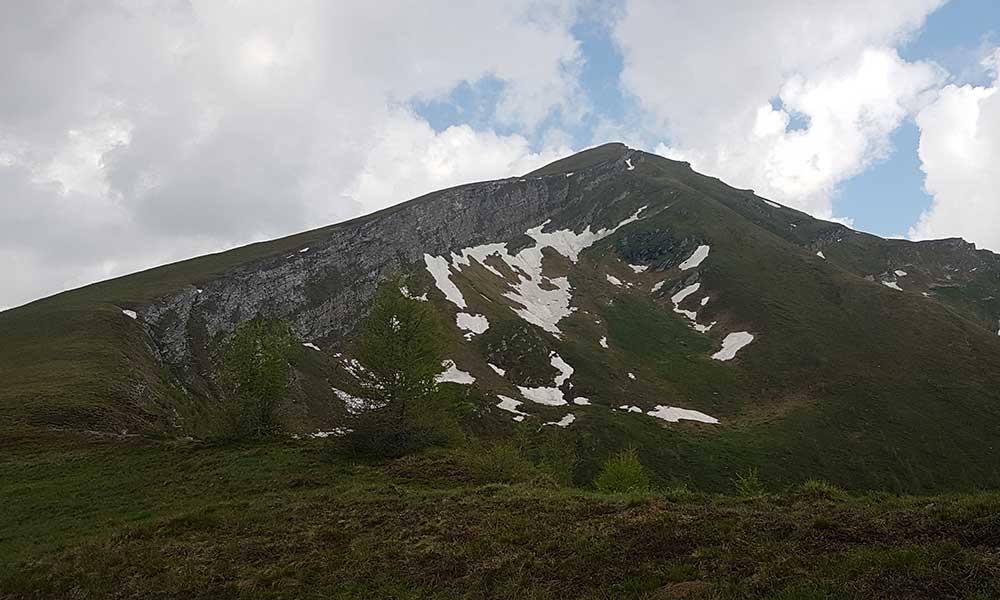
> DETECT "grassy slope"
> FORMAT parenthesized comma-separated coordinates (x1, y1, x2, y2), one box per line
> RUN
(587, 156, 1000, 492)
(0, 173, 506, 432)
(4, 144, 1000, 493)
(0, 146, 639, 432)
(416, 152, 1000, 493)
(2, 430, 1000, 600)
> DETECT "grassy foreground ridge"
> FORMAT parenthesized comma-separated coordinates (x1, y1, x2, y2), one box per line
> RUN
(3, 429, 999, 600)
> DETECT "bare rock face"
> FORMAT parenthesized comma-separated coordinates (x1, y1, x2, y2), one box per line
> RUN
(138, 145, 642, 392)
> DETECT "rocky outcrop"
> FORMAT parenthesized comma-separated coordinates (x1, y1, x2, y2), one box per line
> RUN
(136, 146, 641, 392)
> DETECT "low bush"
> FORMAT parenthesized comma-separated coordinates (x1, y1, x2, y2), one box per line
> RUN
(593, 447, 652, 494)
(733, 467, 766, 497)
(461, 440, 537, 484)
(797, 479, 847, 501)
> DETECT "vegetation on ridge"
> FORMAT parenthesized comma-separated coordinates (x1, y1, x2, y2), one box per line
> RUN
(2, 430, 1000, 600)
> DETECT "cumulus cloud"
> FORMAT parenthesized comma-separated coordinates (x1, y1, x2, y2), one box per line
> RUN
(615, 0, 945, 219)
(0, 1, 580, 308)
(4, 0, 996, 310)
(910, 49, 1000, 251)
(348, 111, 572, 211)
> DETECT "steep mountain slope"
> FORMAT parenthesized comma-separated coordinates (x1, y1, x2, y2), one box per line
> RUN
(3, 143, 1000, 491)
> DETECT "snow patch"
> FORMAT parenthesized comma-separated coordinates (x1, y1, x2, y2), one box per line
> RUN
(816, 251, 826, 259)
(651, 280, 665, 293)
(342, 357, 366, 379)
(647, 405, 718, 424)
(618, 405, 642, 413)
(711, 332, 754, 361)
(333, 388, 373, 414)
(599, 336, 609, 349)
(894, 270, 908, 277)
(606, 274, 623, 286)
(671, 282, 701, 306)
(400, 286, 428, 301)
(545, 413, 576, 428)
(488, 363, 506, 376)
(625, 158, 635, 170)
(122, 309, 137, 320)
(426, 207, 646, 336)
(302, 342, 321, 351)
(518, 387, 566, 406)
(456, 312, 490, 338)
(629, 264, 649, 273)
(450, 243, 507, 277)
(496, 395, 529, 420)
(550, 353, 574, 386)
(763, 199, 782, 209)
(572, 397, 591, 405)
(518, 352, 573, 406)
(883, 281, 903, 291)
(627, 372, 636, 380)
(299, 247, 310, 253)
(679, 245, 710, 270)
(436, 360, 475, 384)
(424, 254, 466, 308)
(310, 428, 351, 438)
(670, 282, 713, 332)
(524, 206, 645, 263)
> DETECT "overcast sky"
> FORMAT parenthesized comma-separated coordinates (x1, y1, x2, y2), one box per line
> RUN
(2, 0, 998, 310)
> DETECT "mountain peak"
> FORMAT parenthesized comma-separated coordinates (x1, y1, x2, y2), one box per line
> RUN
(525, 142, 631, 177)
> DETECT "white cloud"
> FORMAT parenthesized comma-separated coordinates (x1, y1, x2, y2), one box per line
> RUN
(348, 111, 572, 212)
(0, 1, 580, 308)
(616, 0, 945, 219)
(910, 49, 1000, 251)
(5, 0, 997, 311)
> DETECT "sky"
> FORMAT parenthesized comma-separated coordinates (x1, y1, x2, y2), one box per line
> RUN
(1, 1, 998, 310)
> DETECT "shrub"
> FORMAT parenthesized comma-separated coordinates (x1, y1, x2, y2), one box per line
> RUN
(798, 479, 847, 501)
(662, 483, 695, 502)
(354, 283, 445, 409)
(594, 447, 652, 494)
(733, 467, 766, 497)
(463, 440, 536, 484)
(532, 428, 579, 486)
(218, 318, 293, 438)
(342, 412, 451, 458)
(344, 282, 450, 457)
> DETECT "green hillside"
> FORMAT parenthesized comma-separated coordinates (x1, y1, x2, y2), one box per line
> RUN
(2, 430, 999, 600)
(2, 143, 1000, 494)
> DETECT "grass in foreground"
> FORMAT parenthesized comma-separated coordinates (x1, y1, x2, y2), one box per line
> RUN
(2, 429, 1000, 600)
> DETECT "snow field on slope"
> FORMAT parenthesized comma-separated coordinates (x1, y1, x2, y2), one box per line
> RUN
(711, 332, 754, 361)
(424, 207, 647, 336)
(437, 360, 475, 384)
(679, 245, 710, 270)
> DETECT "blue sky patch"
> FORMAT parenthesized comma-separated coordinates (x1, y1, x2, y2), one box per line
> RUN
(414, 0, 996, 239)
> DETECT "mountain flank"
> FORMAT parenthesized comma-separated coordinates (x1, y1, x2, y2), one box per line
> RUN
(3, 142, 1000, 492)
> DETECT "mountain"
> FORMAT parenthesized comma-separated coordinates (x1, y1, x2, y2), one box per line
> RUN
(4, 142, 1000, 492)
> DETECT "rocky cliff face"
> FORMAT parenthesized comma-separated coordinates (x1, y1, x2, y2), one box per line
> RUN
(138, 144, 645, 394)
